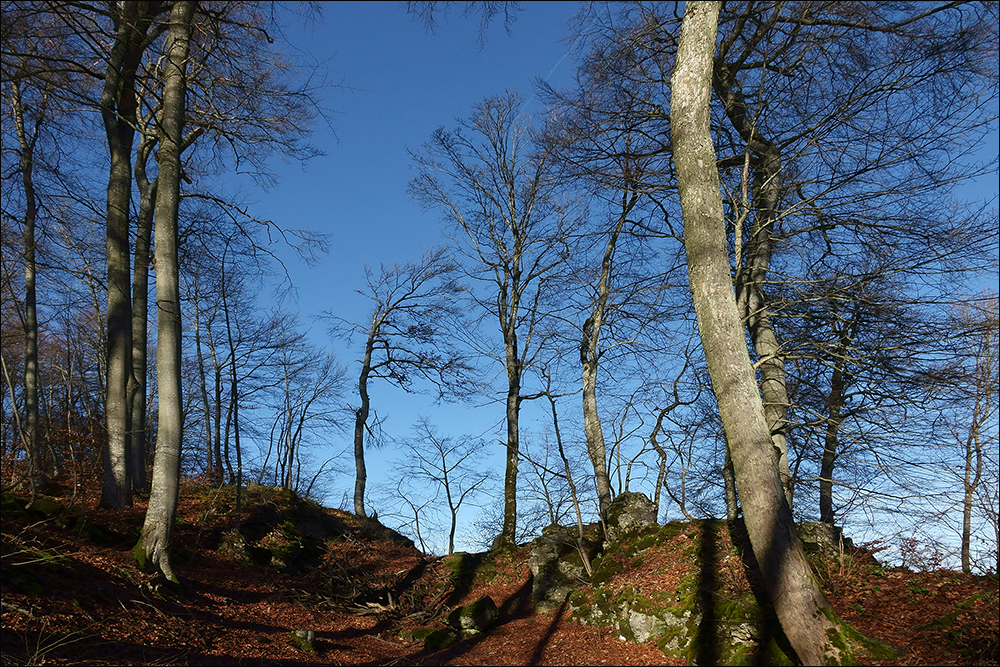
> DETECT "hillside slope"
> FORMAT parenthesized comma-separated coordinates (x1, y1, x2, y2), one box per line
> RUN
(2, 479, 996, 665)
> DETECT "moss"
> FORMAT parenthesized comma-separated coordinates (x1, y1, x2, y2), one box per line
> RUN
(424, 628, 459, 651)
(289, 629, 315, 652)
(402, 627, 436, 642)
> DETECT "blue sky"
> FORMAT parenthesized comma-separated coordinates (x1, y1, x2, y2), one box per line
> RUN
(240, 2, 583, 549)
(228, 2, 999, 556)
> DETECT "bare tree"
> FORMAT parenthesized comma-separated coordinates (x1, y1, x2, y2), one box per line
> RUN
(397, 418, 491, 556)
(671, 3, 848, 662)
(409, 91, 573, 546)
(324, 247, 469, 517)
(136, 0, 194, 585)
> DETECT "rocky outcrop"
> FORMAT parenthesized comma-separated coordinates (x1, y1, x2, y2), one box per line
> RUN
(798, 521, 853, 557)
(604, 492, 658, 543)
(528, 525, 600, 613)
(569, 521, 795, 664)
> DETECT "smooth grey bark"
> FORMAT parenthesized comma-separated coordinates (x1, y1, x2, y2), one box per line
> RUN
(712, 57, 793, 509)
(130, 134, 157, 492)
(9, 79, 42, 499)
(138, 0, 193, 584)
(100, 1, 161, 510)
(671, 3, 846, 663)
(580, 195, 635, 519)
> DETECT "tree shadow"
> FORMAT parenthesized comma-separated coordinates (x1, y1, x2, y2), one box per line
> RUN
(728, 517, 796, 665)
(695, 518, 720, 666)
(527, 595, 569, 666)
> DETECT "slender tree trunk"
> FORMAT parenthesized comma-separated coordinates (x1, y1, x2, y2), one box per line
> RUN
(101, 1, 160, 509)
(191, 285, 214, 481)
(11, 80, 41, 499)
(130, 139, 156, 492)
(353, 327, 376, 516)
(671, 4, 847, 662)
(501, 348, 521, 546)
(713, 58, 794, 509)
(820, 361, 845, 524)
(137, 0, 193, 584)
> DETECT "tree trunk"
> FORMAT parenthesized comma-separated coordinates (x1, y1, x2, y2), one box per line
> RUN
(11, 80, 41, 499)
(581, 202, 630, 519)
(713, 58, 793, 510)
(191, 284, 215, 482)
(501, 363, 521, 545)
(100, 1, 159, 509)
(353, 328, 375, 516)
(723, 443, 739, 521)
(130, 138, 156, 492)
(820, 361, 845, 524)
(671, 4, 847, 663)
(137, 0, 193, 584)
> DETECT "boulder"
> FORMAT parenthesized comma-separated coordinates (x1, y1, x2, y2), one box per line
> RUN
(604, 492, 658, 543)
(447, 595, 499, 636)
(798, 521, 853, 557)
(529, 525, 596, 613)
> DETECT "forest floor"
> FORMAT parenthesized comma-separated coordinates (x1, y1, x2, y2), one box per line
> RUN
(1, 477, 997, 666)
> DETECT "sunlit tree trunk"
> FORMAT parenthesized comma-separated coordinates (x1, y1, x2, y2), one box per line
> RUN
(713, 58, 793, 509)
(138, 0, 193, 584)
(581, 199, 632, 519)
(671, 3, 848, 662)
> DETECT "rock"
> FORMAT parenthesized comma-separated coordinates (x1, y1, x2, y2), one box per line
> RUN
(798, 521, 853, 556)
(628, 608, 668, 643)
(529, 525, 596, 614)
(424, 628, 460, 651)
(290, 629, 315, 651)
(604, 492, 658, 543)
(447, 595, 499, 636)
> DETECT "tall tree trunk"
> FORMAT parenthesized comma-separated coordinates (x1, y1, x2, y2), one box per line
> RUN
(581, 198, 633, 519)
(671, 4, 847, 663)
(713, 58, 794, 510)
(353, 334, 374, 516)
(100, 1, 159, 509)
(137, 0, 193, 584)
(190, 283, 214, 481)
(10, 80, 42, 499)
(130, 137, 156, 492)
(500, 333, 521, 546)
(820, 361, 846, 524)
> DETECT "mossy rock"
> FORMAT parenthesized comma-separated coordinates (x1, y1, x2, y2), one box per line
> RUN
(447, 595, 499, 636)
(424, 628, 460, 651)
(289, 629, 315, 651)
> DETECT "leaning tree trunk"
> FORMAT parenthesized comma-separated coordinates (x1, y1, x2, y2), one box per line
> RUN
(713, 58, 794, 509)
(671, 3, 848, 663)
(137, 0, 193, 585)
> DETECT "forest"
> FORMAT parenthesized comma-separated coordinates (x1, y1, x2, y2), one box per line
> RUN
(2, 2, 998, 664)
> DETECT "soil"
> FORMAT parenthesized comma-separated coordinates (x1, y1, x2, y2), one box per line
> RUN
(2, 478, 996, 666)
